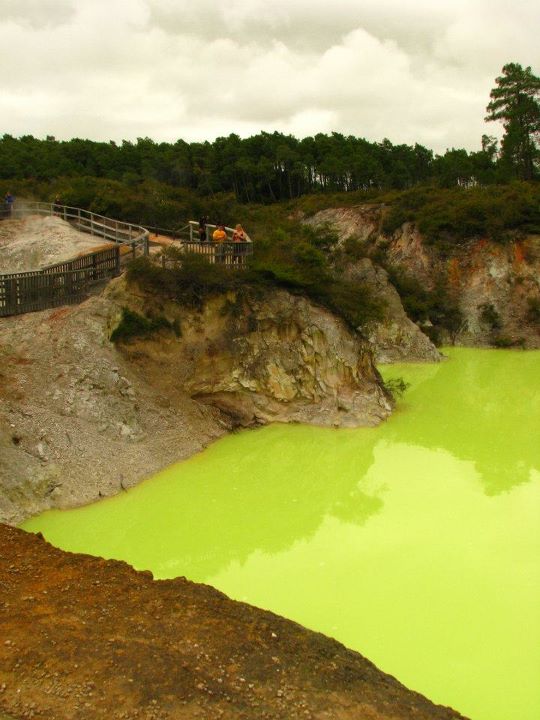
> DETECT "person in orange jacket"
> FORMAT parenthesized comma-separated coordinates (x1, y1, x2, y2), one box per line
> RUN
(212, 224, 227, 263)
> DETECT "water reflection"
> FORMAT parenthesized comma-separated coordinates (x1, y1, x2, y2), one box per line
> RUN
(22, 349, 540, 720)
(23, 424, 384, 579)
(23, 349, 540, 576)
(382, 348, 540, 494)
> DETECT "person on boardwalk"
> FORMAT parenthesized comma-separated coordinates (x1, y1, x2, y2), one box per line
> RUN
(198, 216, 207, 243)
(4, 192, 14, 217)
(212, 223, 227, 264)
(53, 195, 63, 217)
(232, 223, 247, 266)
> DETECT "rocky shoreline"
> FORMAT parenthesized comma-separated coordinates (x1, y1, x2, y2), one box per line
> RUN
(0, 269, 395, 525)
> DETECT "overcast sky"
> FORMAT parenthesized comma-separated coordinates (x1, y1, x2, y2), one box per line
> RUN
(1, 0, 539, 153)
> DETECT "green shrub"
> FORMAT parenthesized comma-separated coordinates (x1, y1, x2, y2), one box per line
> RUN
(383, 376, 410, 399)
(110, 308, 178, 343)
(385, 265, 465, 344)
(478, 303, 503, 331)
(125, 224, 383, 331)
(127, 253, 242, 310)
(526, 297, 540, 324)
(492, 334, 518, 348)
(380, 182, 540, 246)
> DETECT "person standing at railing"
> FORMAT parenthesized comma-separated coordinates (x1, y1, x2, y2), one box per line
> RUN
(4, 192, 14, 217)
(198, 216, 208, 243)
(232, 224, 247, 265)
(53, 195, 63, 217)
(212, 223, 227, 264)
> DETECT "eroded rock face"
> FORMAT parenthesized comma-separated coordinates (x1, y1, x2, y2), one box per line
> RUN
(344, 257, 441, 363)
(110, 284, 392, 429)
(307, 206, 540, 349)
(0, 278, 391, 524)
(304, 203, 383, 245)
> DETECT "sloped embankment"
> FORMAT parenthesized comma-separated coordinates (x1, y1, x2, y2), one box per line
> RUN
(0, 525, 468, 720)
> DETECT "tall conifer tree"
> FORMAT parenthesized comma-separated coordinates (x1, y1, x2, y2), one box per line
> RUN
(485, 63, 540, 180)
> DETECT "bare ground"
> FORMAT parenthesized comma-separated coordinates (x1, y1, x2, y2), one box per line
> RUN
(0, 216, 115, 272)
(0, 525, 468, 720)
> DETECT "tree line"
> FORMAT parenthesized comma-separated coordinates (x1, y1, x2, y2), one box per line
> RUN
(0, 130, 504, 203)
(1, 62, 538, 207)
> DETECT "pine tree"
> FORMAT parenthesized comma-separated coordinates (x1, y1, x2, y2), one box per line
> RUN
(485, 63, 540, 180)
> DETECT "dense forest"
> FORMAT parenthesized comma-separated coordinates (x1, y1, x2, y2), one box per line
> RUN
(1, 63, 539, 347)
(0, 130, 505, 203)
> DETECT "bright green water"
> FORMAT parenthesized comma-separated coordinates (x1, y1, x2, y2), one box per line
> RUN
(23, 348, 540, 720)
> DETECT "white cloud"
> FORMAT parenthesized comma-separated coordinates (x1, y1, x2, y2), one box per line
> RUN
(0, 0, 538, 152)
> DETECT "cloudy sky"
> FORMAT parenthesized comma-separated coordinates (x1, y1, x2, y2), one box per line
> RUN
(1, 0, 539, 153)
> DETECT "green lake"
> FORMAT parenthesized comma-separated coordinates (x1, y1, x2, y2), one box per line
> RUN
(22, 348, 540, 720)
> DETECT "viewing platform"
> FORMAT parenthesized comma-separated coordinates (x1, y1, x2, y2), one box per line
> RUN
(0, 203, 253, 316)
(147, 221, 253, 268)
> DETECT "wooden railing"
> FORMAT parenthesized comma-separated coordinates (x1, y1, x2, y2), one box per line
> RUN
(0, 203, 149, 317)
(0, 247, 120, 316)
(12, 202, 149, 256)
(0, 206, 254, 316)
(184, 221, 253, 268)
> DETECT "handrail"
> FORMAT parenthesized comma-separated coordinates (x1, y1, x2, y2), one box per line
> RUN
(0, 202, 150, 317)
(10, 201, 149, 255)
(0, 205, 254, 316)
(187, 220, 252, 244)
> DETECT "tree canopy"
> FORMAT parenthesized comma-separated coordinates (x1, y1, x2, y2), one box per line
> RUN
(0, 131, 499, 204)
(2, 61, 538, 213)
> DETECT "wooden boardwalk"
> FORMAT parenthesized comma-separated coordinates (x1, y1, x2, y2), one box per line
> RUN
(0, 203, 148, 317)
(0, 207, 253, 316)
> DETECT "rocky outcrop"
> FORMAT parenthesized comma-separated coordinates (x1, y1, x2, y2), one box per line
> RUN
(307, 206, 540, 349)
(0, 277, 391, 524)
(344, 257, 441, 363)
(304, 204, 384, 246)
(114, 283, 391, 428)
(0, 524, 469, 720)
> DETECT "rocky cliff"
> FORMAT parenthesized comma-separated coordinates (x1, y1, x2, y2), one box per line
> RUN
(306, 204, 540, 349)
(0, 277, 391, 524)
(342, 257, 441, 363)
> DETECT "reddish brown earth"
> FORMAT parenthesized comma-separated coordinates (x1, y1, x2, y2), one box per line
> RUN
(0, 525, 468, 720)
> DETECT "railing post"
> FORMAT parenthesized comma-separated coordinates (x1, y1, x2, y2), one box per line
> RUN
(114, 246, 121, 276)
